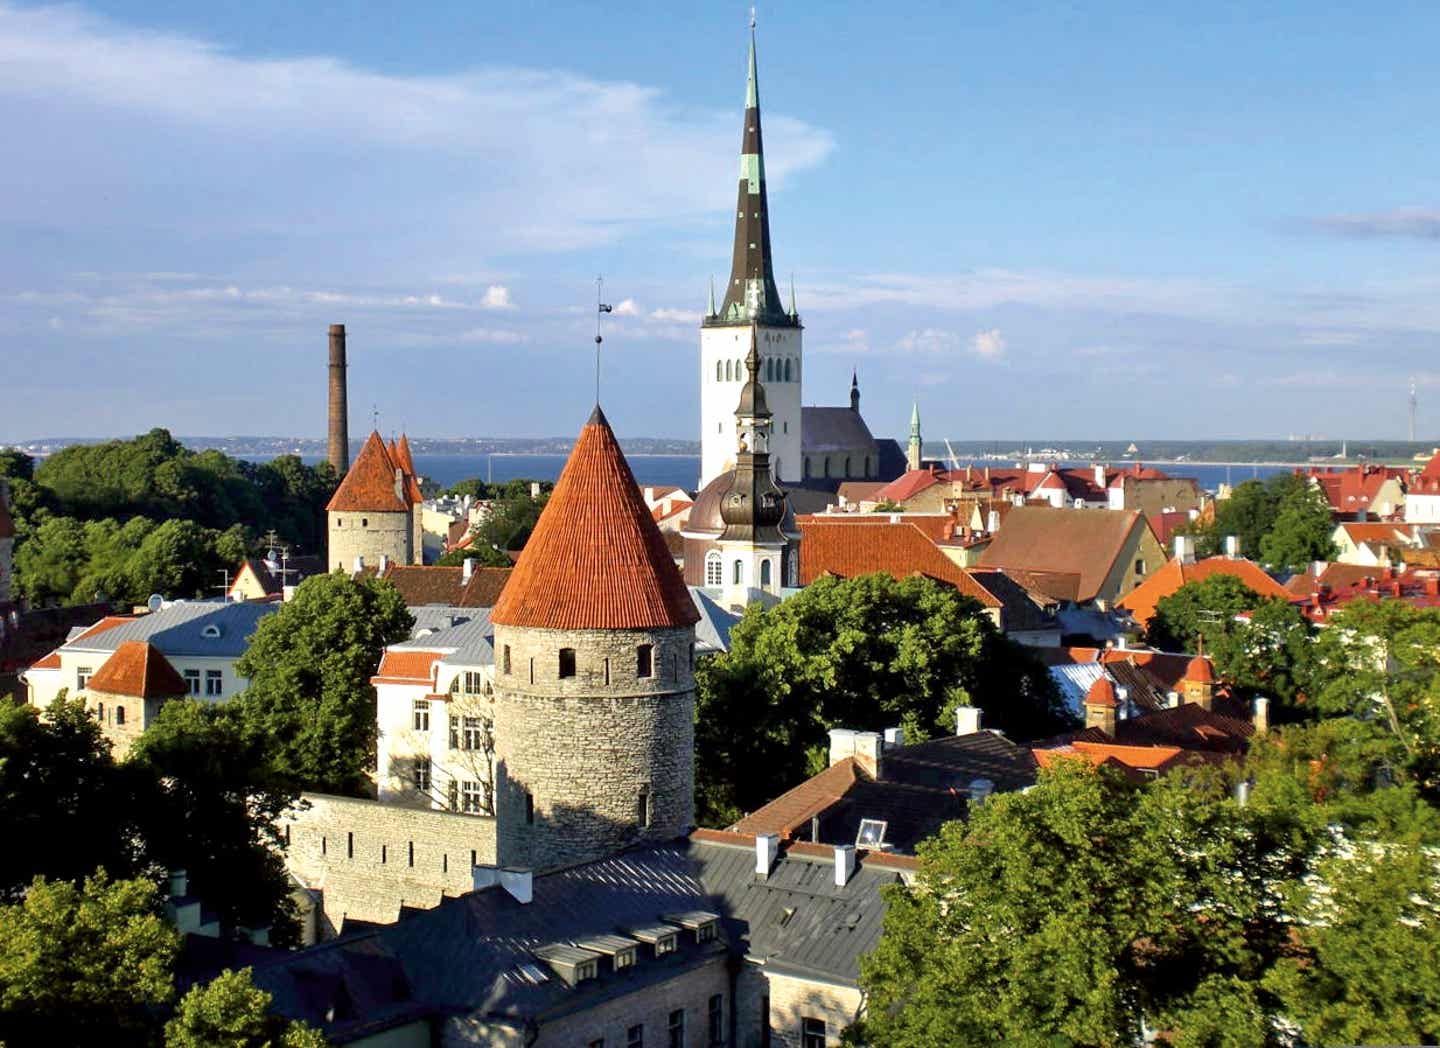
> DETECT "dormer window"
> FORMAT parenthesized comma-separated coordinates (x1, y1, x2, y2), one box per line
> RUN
(654, 933, 677, 956)
(201, 624, 222, 639)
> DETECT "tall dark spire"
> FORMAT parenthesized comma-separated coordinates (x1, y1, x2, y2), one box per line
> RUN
(720, 322, 789, 542)
(714, 22, 795, 328)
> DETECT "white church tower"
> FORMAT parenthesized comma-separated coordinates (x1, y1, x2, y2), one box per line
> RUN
(700, 20, 802, 489)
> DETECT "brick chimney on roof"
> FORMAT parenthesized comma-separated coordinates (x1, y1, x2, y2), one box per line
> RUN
(327, 324, 349, 476)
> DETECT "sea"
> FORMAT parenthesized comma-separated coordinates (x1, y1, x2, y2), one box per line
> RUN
(244, 453, 1296, 495)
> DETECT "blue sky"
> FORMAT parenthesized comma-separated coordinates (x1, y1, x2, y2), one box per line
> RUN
(5, 1, 1440, 444)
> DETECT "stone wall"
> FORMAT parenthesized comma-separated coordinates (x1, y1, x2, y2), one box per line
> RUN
(83, 687, 164, 759)
(760, 970, 863, 1048)
(282, 792, 497, 937)
(493, 624, 695, 872)
(528, 959, 729, 1048)
(327, 509, 412, 574)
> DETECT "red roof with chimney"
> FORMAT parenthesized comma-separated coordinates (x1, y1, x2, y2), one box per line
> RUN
(490, 406, 699, 631)
(1288, 566, 1440, 623)
(1303, 464, 1407, 516)
(327, 431, 410, 513)
(371, 649, 443, 685)
(1085, 676, 1118, 708)
(1118, 555, 1294, 630)
(797, 520, 1002, 608)
(86, 641, 188, 698)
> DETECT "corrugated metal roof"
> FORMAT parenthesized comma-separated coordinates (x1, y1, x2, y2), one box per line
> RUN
(61, 601, 275, 659)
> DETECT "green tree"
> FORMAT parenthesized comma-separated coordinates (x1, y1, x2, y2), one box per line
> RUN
(1147, 574, 1261, 651)
(694, 573, 1071, 824)
(11, 514, 88, 604)
(0, 872, 179, 1047)
(0, 697, 147, 891)
(1184, 473, 1314, 561)
(1258, 482, 1337, 572)
(232, 572, 413, 794)
(853, 761, 1283, 1048)
(438, 482, 551, 567)
(165, 967, 328, 1048)
(1311, 600, 1440, 798)
(129, 701, 301, 945)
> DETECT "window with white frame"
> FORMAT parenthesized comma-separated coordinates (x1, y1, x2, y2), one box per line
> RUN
(182, 669, 200, 695)
(413, 699, 430, 732)
(413, 758, 431, 792)
(705, 551, 723, 587)
(462, 716, 484, 751)
(462, 670, 484, 695)
(204, 670, 222, 696)
(460, 780, 483, 813)
(76, 666, 93, 690)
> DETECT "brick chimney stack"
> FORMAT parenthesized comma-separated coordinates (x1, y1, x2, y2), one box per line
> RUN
(327, 324, 349, 476)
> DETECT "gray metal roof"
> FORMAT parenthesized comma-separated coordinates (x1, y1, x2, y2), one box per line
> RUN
(396, 610, 494, 665)
(801, 407, 877, 454)
(63, 600, 276, 659)
(688, 587, 738, 654)
(254, 836, 900, 1036)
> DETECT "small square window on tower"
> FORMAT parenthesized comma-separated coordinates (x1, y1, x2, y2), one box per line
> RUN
(558, 648, 576, 679)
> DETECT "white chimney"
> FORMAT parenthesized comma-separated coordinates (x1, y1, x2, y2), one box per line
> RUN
(282, 585, 297, 602)
(852, 732, 883, 779)
(462, 557, 476, 583)
(969, 778, 994, 804)
(833, 845, 857, 887)
(530, 482, 541, 499)
(645, 486, 656, 503)
(352, 555, 365, 573)
(755, 833, 780, 877)
(889, 513, 901, 524)
(987, 509, 1001, 533)
(499, 867, 532, 904)
(827, 728, 857, 767)
(1252, 697, 1270, 734)
(1093, 463, 1106, 487)
(1166, 690, 1180, 708)
(378, 553, 390, 573)
(1224, 535, 1240, 559)
(883, 726, 904, 748)
(471, 865, 499, 891)
(1115, 686, 1130, 720)
(1174, 534, 1196, 564)
(955, 705, 982, 735)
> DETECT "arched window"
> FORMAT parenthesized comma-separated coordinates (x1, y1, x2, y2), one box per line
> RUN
(766, 358, 774, 382)
(733, 560, 744, 585)
(760, 560, 772, 588)
(716, 360, 722, 382)
(864, 456, 871, 477)
(735, 358, 743, 380)
(558, 648, 576, 679)
(784, 358, 792, 382)
(724, 360, 732, 381)
(705, 551, 723, 587)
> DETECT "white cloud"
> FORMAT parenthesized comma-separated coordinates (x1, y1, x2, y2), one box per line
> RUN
(971, 328, 1005, 358)
(649, 307, 695, 322)
(0, 2, 834, 252)
(456, 327, 526, 344)
(893, 328, 958, 354)
(612, 298, 640, 316)
(480, 285, 514, 310)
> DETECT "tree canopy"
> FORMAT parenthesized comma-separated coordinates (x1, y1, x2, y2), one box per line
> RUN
(695, 573, 1072, 825)
(232, 571, 413, 794)
(1184, 472, 1336, 569)
(854, 754, 1440, 1047)
(3, 432, 335, 606)
(436, 479, 552, 568)
(0, 872, 179, 1047)
(165, 968, 327, 1048)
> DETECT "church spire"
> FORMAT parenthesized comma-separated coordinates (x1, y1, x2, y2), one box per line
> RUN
(716, 18, 792, 327)
(907, 399, 923, 471)
(850, 369, 861, 412)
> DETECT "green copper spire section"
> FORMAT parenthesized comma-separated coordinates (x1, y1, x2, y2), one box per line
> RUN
(708, 275, 717, 317)
(746, 27, 759, 109)
(910, 399, 922, 438)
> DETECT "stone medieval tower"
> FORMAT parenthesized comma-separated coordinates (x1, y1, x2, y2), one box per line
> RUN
(490, 405, 700, 872)
(700, 23, 802, 489)
(325, 431, 423, 572)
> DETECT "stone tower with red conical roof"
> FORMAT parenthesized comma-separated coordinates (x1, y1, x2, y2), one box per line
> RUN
(325, 430, 423, 572)
(490, 405, 700, 872)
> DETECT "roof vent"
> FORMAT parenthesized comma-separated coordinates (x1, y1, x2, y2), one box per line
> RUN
(833, 844, 857, 887)
(201, 624, 222, 639)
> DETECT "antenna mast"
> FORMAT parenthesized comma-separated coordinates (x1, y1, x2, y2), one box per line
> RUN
(595, 276, 613, 404)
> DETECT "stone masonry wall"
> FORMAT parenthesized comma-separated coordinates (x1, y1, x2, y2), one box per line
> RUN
(493, 624, 695, 872)
(760, 970, 863, 1048)
(282, 792, 496, 936)
(327, 509, 412, 574)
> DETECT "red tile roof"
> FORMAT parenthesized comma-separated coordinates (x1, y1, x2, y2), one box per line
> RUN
(372, 650, 443, 685)
(327, 431, 409, 513)
(27, 652, 60, 670)
(86, 641, 188, 698)
(1085, 676, 1118, 708)
(380, 564, 511, 608)
(1183, 654, 1214, 683)
(978, 506, 1150, 602)
(1303, 464, 1407, 515)
(797, 520, 1001, 608)
(731, 758, 863, 840)
(1118, 555, 1294, 630)
(1288, 567, 1440, 623)
(491, 406, 699, 631)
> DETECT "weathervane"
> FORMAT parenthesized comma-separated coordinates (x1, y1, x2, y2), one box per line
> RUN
(750, 6, 756, 29)
(595, 276, 613, 404)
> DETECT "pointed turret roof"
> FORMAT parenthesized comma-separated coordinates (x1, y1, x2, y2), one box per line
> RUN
(326, 431, 408, 513)
(393, 434, 423, 502)
(713, 24, 795, 328)
(910, 400, 922, 440)
(87, 641, 188, 698)
(491, 406, 699, 630)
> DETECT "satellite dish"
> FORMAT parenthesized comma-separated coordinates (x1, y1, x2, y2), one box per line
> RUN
(146, 594, 164, 613)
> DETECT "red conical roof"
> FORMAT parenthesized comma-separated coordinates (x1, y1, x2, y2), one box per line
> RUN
(491, 406, 699, 631)
(87, 641, 188, 698)
(326, 431, 407, 513)
(394, 434, 423, 503)
(1183, 655, 1215, 684)
(1085, 676, 1118, 708)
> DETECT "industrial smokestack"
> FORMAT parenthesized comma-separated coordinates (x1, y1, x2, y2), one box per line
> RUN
(327, 324, 349, 476)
